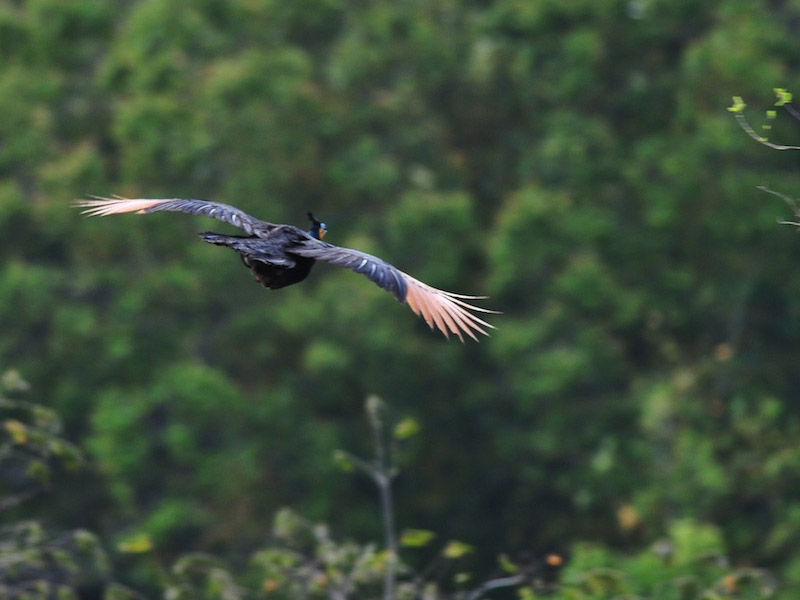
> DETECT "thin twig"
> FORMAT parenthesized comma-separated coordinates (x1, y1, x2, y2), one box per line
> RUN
(465, 574, 527, 600)
(367, 397, 398, 600)
(758, 185, 800, 213)
(783, 102, 800, 122)
(757, 185, 800, 229)
(733, 114, 800, 150)
(377, 472, 396, 600)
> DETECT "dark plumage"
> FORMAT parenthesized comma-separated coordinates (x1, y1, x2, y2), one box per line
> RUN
(74, 197, 496, 341)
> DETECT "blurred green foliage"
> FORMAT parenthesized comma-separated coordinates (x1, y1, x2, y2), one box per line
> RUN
(3, 0, 800, 595)
(0, 378, 782, 598)
(0, 369, 140, 599)
(163, 509, 779, 600)
(0, 369, 83, 512)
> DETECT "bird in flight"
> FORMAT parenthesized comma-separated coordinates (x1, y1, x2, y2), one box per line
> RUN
(74, 197, 496, 341)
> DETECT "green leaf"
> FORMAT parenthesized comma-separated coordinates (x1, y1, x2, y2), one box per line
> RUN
(454, 572, 471, 584)
(26, 459, 50, 482)
(499, 552, 519, 573)
(517, 587, 538, 600)
(400, 528, 436, 547)
(332, 450, 354, 472)
(727, 96, 746, 113)
(273, 508, 306, 540)
(1, 369, 29, 393)
(443, 540, 474, 559)
(73, 529, 100, 552)
(393, 417, 421, 440)
(117, 532, 153, 554)
(774, 88, 792, 106)
(4, 418, 28, 443)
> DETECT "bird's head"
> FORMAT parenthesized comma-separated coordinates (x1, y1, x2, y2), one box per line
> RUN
(307, 212, 327, 240)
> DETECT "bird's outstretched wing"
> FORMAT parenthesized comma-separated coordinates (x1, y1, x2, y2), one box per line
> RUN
(74, 196, 273, 236)
(75, 196, 497, 340)
(293, 238, 496, 341)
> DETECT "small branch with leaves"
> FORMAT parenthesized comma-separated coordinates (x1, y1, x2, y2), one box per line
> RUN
(756, 185, 800, 227)
(729, 88, 800, 229)
(728, 88, 800, 150)
(0, 370, 84, 512)
(333, 395, 401, 600)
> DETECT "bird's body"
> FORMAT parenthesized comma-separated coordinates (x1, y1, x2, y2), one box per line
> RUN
(74, 197, 495, 341)
(199, 228, 319, 290)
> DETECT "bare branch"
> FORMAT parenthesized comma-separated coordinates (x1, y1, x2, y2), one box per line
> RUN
(732, 113, 800, 151)
(757, 185, 800, 229)
(465, 574, 527, 600)
(758, 184, 800, 211)
(783, 102, 800, 122)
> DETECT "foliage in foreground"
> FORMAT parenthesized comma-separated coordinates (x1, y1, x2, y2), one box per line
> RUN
(0, 370, 139, 599)
(153, 509, 778, 600)
(0, 511, 781, 600)
(0, 371, 782, 599)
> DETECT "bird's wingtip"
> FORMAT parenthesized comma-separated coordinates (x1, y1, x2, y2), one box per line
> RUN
(401, 273, 496, 341)
(72, 197, 165, 216)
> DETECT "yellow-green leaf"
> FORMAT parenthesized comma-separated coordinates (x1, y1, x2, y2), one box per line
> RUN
(499, 552, 518, 573)
(400, 528, 436, 547)
(443, 540, 474, 559)
(454, 572, 471, 584)
(4, 419, 28, 444)
(117, 533, 153, 554)
(727, 96, 746, 113)
(26, 459, 49, 482)
(394, 417, 421, 440)
(332, 450, 354, 472)
(774, 88, 792, 106)
(517, 587, 538, 600)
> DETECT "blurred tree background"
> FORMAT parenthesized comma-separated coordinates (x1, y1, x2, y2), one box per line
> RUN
(3, 0, 800, 595)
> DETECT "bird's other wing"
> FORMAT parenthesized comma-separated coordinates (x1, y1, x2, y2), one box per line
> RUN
(73, 196, 273, 236)
(292, 239, 496, 341)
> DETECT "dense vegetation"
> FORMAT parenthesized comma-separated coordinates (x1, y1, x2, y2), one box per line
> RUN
(2, 0, 800, 597)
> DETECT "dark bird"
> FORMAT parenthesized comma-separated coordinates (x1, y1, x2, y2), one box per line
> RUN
(74, 197, 496, 341)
